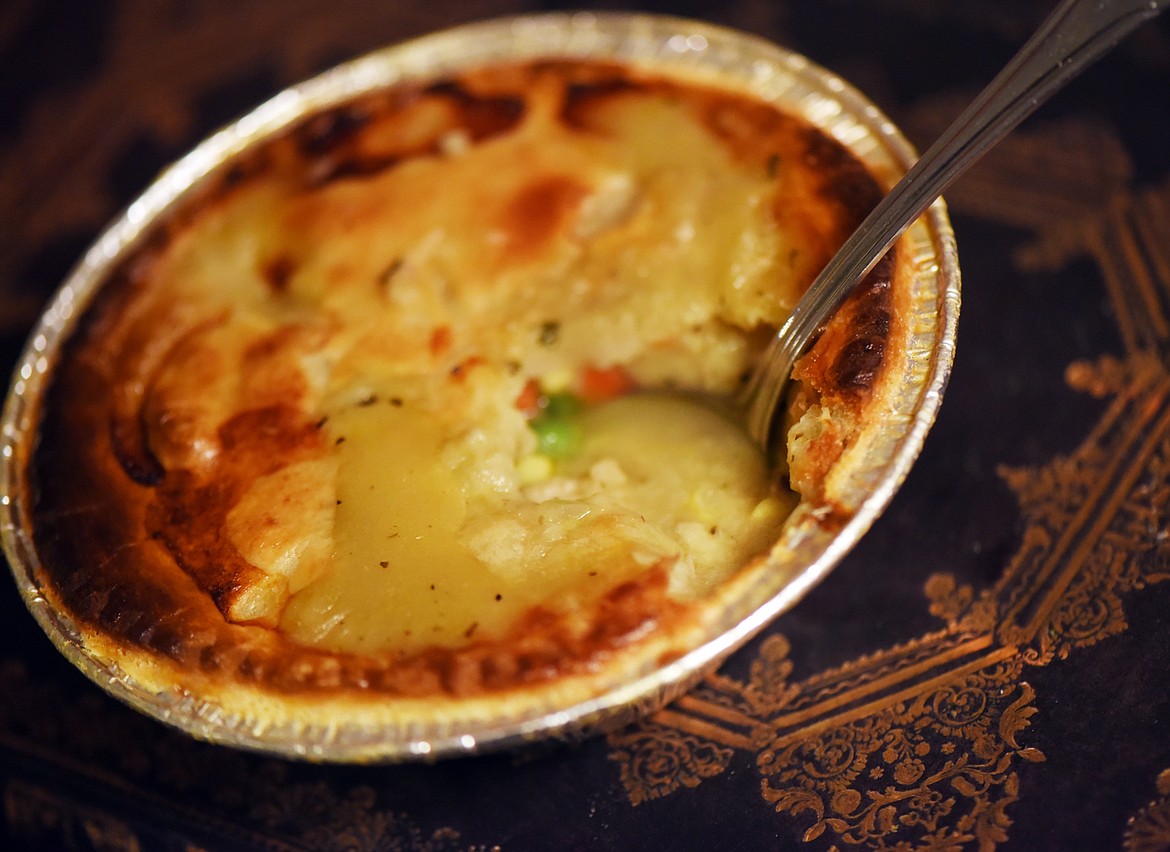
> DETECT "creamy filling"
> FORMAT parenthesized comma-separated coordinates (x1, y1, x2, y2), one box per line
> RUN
(134, 65, 831, 655)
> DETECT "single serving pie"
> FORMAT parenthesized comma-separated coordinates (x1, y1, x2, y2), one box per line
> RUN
(2, 15, 957, 760)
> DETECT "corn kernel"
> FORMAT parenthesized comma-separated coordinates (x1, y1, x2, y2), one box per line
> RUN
(517, 453, 554, 484)
(540, 367, 574, 394)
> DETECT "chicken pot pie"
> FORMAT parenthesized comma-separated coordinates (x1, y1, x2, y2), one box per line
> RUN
(1, 16, 957, 761)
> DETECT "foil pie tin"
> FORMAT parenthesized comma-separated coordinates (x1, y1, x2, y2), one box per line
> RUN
(0, 13, 959, 761)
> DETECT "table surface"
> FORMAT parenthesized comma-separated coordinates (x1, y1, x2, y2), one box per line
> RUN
(3, 2, 1170, 849)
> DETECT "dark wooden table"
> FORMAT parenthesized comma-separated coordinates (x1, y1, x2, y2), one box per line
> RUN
(4, 2, 1170, 849)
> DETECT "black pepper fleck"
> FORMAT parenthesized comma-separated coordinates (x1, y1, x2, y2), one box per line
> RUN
(377, 257, 404, 289)
(538, 320, 560, 346)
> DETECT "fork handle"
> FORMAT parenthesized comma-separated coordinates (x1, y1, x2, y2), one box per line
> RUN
(744, 0, 1168, 449)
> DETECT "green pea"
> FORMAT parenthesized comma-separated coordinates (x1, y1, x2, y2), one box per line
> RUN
(532, 413, 583, 459)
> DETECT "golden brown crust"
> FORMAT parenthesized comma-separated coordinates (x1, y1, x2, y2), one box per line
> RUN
(28, 59, 895, 702)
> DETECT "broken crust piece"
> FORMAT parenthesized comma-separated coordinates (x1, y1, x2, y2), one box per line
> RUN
(786, 250, 903, 505)
(24, 57, 902, 740)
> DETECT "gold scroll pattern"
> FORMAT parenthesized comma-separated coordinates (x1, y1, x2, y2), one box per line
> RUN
(608, 119, 1170, 848)
(1125, 769, 1170, 852)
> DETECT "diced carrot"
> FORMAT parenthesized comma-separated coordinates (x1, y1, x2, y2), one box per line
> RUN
(514, 379, 542, 416)
(429, 326, 452, 356)
(579, 364, 637, 403)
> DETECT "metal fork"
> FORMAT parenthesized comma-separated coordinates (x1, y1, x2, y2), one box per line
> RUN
(741, 0, 1168, 452)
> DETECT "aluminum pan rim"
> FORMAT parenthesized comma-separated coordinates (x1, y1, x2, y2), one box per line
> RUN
(0, 12, 959, 762)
